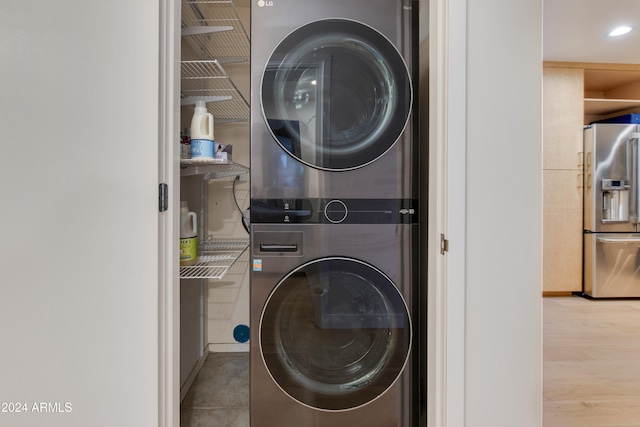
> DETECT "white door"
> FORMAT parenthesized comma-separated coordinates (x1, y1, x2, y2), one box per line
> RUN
(0, 1, 176, 426)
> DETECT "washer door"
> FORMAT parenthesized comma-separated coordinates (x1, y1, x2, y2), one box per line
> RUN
(260, 257, 411, 411)
(261, 19, 412, 171)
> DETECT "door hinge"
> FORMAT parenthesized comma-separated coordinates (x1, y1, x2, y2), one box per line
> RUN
(440, 233, 449, 255)
(159, 183, 168, 212)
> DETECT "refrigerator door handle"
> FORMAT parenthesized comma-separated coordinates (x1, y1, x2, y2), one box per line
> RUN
(596, 237, 640, 243)
(629, 136, 640, 224)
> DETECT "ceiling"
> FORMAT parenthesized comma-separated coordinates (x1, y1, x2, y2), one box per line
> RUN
(544, 0, 640, 64)
(208, 1, 640, 64)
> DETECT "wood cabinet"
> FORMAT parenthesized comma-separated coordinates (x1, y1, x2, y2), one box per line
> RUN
(543, 169, 583, 292)
(543, 67, 584, 169)
(542, 63, 640, 294)
(583, 65, 640, 124)
(542, 66, 584, 293)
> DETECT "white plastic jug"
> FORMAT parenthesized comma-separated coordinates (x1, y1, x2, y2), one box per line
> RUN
(190, 101, 215, 159)
(180, 201, 198, 266)
(190, 100, 214, 141)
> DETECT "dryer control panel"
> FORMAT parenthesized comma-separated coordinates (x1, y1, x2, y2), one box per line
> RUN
(250, 198, 417, 224)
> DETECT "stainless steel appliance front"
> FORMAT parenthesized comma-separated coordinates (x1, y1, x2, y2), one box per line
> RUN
(584, 233, 640, 297)
(250, 1, 419, 423)
(584, 124, 640, 233)
(251, 0, 417, 201)
(250, 223, 418, 426)
(584, 124, 640, 297)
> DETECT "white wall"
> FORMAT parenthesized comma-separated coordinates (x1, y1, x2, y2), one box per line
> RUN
(0, 1, 162, 426)
(0, 0, 543, 425)
(463, 0, 543, 425)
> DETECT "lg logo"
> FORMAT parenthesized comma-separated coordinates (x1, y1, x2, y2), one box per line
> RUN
(257, 0, 274, 6)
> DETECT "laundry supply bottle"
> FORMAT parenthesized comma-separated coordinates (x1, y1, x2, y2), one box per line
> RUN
(180, 127, 191, 159)
(190, 101, 215, 159)
(180, 201, 198, 266)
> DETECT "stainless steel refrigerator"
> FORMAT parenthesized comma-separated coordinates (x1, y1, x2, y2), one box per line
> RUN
(584, 123, 640, 297)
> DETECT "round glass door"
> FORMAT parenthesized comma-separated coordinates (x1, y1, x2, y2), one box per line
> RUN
(260, 257, 411, 411)
(261, 19, 412, 171)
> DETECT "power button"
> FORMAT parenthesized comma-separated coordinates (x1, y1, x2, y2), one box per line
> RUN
(324, 200, 348, 223)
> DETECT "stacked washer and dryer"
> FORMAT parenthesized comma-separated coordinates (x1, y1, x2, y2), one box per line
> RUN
(250, 0, 420, 425)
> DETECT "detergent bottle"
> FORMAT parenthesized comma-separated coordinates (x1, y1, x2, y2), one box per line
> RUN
(179, 201, 198, 266)
(190, 101, 215, 159)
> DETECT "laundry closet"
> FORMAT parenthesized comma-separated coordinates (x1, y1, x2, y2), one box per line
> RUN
(179, 1, 423, 425)
(178, 0, 251, 398)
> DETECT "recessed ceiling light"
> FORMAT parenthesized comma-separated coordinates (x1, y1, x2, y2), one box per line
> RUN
(608, 25, 633, 37)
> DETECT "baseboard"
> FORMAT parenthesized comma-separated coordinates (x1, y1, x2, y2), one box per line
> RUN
(542, 291, 575, 297)
(180, 343, 211, 402)
(208, 343, 250, 353)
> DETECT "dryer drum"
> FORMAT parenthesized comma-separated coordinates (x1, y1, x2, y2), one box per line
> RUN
(260, 257, 411, 411)
(261, 19, 412, 171)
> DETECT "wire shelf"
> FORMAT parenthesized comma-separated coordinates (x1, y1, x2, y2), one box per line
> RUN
(181, 60, 249, 123)
(181, 0, 250, 65)
(180, 159, 249, 178)
(180, 238, 249, 279)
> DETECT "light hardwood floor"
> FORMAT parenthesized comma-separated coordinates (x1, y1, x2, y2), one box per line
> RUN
(544, 296, 640, 426)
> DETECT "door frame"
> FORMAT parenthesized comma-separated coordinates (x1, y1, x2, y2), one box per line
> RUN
(156, 0, 467, 425)
(158, 0, 181, 425)
(427, 0, 466, 425)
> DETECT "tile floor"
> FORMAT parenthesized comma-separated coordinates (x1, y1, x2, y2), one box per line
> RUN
(181, 352, 250, 427)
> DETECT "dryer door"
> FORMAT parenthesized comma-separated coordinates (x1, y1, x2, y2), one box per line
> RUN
(259, 257, 411, 411)
(261, 19, 412, 171)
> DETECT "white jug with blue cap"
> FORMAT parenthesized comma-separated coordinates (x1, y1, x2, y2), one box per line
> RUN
(190, 101, 215, 159)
